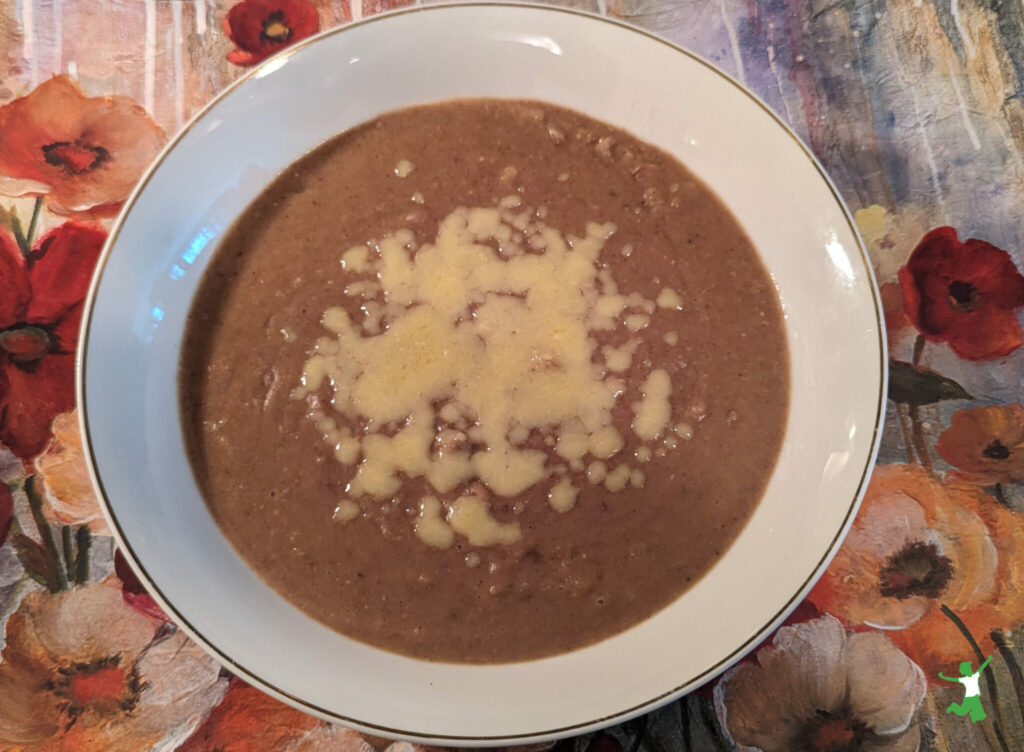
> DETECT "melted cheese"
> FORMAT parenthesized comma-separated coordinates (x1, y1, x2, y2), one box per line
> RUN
(311, 412, 361, 465)
(447, 494, 522, 546)
(333, 500, 360, 522)
(586, 461, 608, 484)
(625, 314, 651, 331)
(295, 202, 686, 548)
(340, 245, 371, 273)
(633, 370, 672, 440)
(415, 496, 455, 549)
(674, 422, 695, 440)
(604, 464, 632, 492)
(602, 340, 638, 372)
(548, 477, 579, 513)
(589, 426, 624, 459)
(656, 287, 683, 309)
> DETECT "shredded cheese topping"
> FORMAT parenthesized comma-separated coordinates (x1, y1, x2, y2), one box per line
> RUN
(294, 199, 685, 548)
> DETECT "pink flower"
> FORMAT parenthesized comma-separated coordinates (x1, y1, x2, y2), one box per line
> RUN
(715, 615, 926, 751)
(0, 580, 226, 751)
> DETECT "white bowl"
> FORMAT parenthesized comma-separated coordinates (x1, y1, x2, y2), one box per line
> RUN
(79, 3, 885, 745)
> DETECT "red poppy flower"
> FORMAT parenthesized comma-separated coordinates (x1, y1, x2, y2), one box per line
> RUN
(899, 226, 1024, 360)
(0, 76, 165, 215)
(0, 482, 12, 548)
(880, 281, 911, 350)
(223, 0, 320, 67)
(0, 222, 106, 460)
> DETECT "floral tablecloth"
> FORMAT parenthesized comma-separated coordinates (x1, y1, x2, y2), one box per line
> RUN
(2, 1, 1024, 750)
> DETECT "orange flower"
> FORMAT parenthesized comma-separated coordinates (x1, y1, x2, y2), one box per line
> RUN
(809, 464, 1024, 676)
(177, 682, 530, 752)
(177, 680, 320, 752)
(33, 411, 109, 535)
(0, 76, 165, 215)
(0, 579, 226, 751)
(935, 404, 1024, 486)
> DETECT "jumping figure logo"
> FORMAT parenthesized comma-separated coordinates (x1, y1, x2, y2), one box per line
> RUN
(939, 655, 993, 723)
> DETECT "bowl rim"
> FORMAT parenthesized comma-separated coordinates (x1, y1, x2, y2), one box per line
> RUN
(76, 1, 887, 743)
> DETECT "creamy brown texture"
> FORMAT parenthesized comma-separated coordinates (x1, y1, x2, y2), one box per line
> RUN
(180, 99, 788, 663)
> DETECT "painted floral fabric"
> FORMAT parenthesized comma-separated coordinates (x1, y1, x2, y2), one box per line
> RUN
(2, 1, 1024, 751)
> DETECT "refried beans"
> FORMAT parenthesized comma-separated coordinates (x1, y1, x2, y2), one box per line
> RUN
(179, 99, 789, 663)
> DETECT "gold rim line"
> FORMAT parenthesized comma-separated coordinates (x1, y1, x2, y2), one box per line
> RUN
(76, 1, 888, 743)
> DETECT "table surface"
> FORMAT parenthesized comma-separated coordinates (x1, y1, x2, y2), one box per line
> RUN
(2, 1, 1024, 750)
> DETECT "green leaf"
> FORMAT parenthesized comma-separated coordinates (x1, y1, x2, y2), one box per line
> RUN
(10, 533, 59, 591)
(888, 359, 973, 405)
(24, 476, 68, 592)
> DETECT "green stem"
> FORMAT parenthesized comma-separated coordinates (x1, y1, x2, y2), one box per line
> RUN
(940, 605, 1010, 752)
(74, 526, 91, 584)
(61, 525, 74, 581)
(10, 213, 29, 256)
(24, 569, 49, 589)
(24, 477, 68, 592)
(913, 333, 926, 365)
(990, 631, 1024, 725)
(908, 404, 933, 471)
(25, 196, 42, 248)
(898, 404, 918, 465)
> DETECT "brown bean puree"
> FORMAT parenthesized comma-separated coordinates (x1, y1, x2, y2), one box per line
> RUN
(180, 99, 788, 663)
